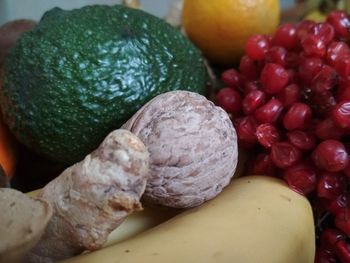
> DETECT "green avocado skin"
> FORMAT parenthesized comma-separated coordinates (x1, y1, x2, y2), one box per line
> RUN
(1, 5, 207, 165)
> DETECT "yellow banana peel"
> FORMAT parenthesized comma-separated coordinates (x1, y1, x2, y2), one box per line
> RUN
(62, 176, 315, 263)
(304, 9, 327, 22)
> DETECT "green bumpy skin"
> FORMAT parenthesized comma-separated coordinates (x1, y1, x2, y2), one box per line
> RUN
(0, 5, 208, 165)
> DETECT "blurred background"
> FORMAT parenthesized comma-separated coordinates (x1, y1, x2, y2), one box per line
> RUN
(0, 0, 295, 25)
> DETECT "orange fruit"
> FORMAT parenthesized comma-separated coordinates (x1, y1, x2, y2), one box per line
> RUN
(182, 0, 280, 66)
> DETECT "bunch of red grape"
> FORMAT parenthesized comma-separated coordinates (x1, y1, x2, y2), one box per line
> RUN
(215, 11, 350, 262)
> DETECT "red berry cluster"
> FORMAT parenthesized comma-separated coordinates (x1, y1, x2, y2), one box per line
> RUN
(215, 11, 350, 262)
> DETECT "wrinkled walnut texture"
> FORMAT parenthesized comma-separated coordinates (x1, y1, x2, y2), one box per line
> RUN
(123, 90, 238, 208)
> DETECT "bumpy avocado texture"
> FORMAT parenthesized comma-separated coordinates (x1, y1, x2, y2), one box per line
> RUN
(0, 5, 208, 165)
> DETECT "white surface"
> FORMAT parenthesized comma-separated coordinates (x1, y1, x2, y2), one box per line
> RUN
(0, 0, 174, 25)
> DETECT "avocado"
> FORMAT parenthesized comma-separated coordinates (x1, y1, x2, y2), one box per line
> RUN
(0, 5, 208, 165)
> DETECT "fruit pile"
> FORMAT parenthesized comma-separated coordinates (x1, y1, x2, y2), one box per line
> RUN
(215, 10, 350, 262)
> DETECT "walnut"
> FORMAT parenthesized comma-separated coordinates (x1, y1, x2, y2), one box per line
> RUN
(123, 91, 238, 208)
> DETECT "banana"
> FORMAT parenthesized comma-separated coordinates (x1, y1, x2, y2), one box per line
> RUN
(27, 189, 181, 247)
(104, 207, 181, 246)
(62, 176, 315, 263)
(304, 9, 326, 22)
(302, 0, 350, 22)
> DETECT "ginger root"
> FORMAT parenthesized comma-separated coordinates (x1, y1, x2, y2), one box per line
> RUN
(0, 188, 52, 263)
(25, 129, 149, 263)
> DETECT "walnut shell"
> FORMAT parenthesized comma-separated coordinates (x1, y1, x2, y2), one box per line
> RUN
(123, 90, 238, 208)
